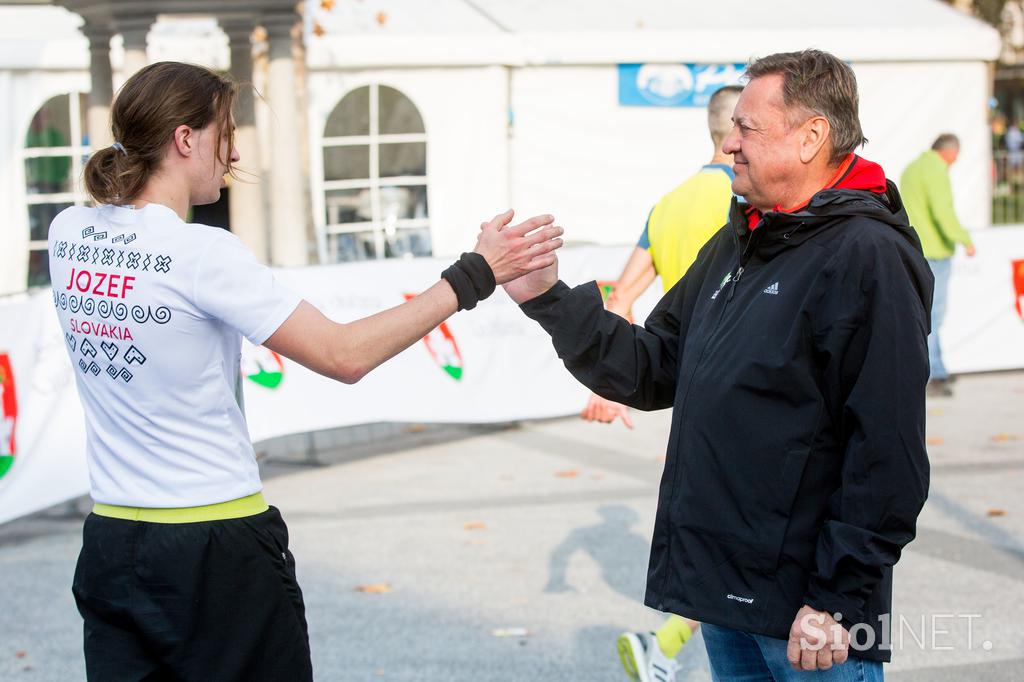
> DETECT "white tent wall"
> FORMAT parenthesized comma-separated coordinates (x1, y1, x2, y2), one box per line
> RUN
(855, 60, 992, 230)
(509, 65, 722, 246)
(0, 1, 1003, 291)
(306, 67, 510, 259)
(507, 60, 994, 250)
(0, 70, 90, 296)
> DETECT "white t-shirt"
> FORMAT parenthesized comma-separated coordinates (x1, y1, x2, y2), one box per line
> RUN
(48, 203, 302, 507)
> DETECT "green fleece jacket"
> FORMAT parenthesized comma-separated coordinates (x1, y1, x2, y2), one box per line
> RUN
(899, 150, 973, 259)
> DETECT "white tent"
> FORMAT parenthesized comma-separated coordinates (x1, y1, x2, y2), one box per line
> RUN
(0, 0, 1002, 294)
(304, 0, 1000, 257)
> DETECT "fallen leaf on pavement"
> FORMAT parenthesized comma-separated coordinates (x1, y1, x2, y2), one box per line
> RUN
(987, 509, 1007, 517)
(555, 470, 579, 478)
(355, 582, 392, 594)
(990, 433, 1020, 443)
(15, 651, 26, 659)
(926, 437, 944, 446)
(464, 521, 486, 530)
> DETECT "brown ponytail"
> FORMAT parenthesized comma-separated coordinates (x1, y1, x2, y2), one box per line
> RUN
(84, 61, 238, 205)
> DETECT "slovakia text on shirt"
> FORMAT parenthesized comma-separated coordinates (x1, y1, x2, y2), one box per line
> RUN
(69, 318, 134, 341)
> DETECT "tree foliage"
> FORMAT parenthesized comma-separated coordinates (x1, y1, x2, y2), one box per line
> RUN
(943, 0, 1009, 27)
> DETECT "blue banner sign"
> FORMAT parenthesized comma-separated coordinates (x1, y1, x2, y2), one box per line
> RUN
(618, 63, 746, 108)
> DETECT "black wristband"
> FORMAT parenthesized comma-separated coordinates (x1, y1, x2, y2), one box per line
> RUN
(441, 252, 496, 311)
(441, 260, 477, 310)
(458, 252, 496, 300)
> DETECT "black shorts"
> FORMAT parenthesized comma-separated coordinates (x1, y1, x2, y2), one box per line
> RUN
(72, 506, 312, 681)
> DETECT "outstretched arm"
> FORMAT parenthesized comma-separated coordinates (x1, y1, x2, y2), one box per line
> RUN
(504, 254, 691, 412)
(265, 211, 563, 383)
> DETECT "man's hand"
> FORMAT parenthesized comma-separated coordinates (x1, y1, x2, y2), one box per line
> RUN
(502, 254, 559, 304)
(786, 605, 850, 671)
(965, 244, 977, 257)
(580, 394, 634, 428)
(496, 211, 561, 306)
(473, 210, 563, 285)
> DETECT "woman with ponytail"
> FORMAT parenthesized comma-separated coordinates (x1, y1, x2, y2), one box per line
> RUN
(50, 61, 562, 681)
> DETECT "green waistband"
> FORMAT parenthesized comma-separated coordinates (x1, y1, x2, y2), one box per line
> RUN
(92, 492, 268, 524)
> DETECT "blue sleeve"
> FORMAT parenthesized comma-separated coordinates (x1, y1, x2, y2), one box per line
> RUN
(636, 208, 653, 249)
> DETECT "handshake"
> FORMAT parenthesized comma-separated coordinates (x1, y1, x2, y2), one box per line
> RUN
(468, 210, 636, 430)
(467, 209, 639, 431)
(468, 209, 565, 306)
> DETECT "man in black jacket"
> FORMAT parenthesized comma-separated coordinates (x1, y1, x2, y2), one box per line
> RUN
(504, 50, 931, 681)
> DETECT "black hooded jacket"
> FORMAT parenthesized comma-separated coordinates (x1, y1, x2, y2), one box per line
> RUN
(521, 179, 932, 662)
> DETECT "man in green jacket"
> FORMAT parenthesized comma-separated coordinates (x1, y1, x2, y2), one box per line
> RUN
(900, 134, 976, 397)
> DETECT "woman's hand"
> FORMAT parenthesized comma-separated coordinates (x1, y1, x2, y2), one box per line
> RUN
(473, 210, 563, 285)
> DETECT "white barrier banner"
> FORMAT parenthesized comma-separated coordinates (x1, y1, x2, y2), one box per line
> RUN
(943, 227, 1024, 373)
(0, 246, 654, 524)
(242, 246, 660, 442)
(1, 233, 1022, 525)
(0, 293, 89, 526)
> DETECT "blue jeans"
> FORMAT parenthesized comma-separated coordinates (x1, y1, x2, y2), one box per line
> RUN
(702, 623, 884, 681)
(926, 257, 951, 380)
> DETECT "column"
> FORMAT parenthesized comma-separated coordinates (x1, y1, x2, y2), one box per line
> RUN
(263, 11, 308, 267)
(117, 15, 153, 79)
(221, 17, 268, 261)
(82, 22, 114, 150)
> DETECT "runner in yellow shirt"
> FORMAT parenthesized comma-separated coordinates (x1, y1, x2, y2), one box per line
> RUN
(579, 85, 742, 682)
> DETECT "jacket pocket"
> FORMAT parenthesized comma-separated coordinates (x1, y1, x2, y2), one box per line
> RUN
(758, 447, 811, 571)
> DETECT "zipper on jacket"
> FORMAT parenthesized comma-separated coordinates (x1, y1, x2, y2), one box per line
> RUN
(657, 218, 765, 599)
(726, 266, 744, 301)
(726, 225, 763, 302)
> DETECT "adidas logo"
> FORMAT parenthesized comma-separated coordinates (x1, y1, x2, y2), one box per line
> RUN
(763, 282, 780, 295)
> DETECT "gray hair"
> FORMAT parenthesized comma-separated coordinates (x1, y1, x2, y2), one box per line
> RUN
(932, 133, 960, 151)
(708, 85, 743, 148)
(746, 49, 867, 164)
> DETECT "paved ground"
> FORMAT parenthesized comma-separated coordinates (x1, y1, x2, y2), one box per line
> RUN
(1, 371, 1022, 681)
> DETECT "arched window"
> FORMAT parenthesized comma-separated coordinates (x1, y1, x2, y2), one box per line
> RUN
(318, 85, 430, 261)
(23, 93, 91, 288)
